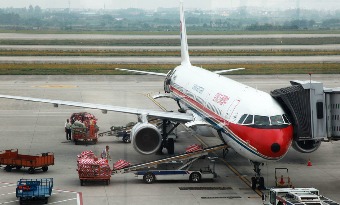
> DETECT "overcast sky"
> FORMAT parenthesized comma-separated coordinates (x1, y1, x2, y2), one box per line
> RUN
(1, 0, 339, 10)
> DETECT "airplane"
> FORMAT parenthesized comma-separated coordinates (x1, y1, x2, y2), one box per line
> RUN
(0, 2, 321, 190)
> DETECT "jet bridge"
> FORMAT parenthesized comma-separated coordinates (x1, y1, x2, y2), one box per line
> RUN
(271, 80, 340, 150)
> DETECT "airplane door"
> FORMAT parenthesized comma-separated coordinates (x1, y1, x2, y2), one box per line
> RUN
(225, 99, 240, 124)
(164, 70, 173, 93)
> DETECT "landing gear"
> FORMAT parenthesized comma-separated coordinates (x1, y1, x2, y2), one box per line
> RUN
(250, 161, 265, 190)
(156, 120, 179, 155)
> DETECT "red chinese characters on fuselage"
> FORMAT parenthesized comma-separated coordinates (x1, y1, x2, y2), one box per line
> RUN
(213, 93, 230, 105)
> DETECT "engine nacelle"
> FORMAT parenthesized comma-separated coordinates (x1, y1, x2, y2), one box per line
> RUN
(130, 122, 162, 155)
(291, 139, 322, 153)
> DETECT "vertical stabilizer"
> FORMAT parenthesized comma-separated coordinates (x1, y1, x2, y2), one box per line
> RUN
(180, 2, 191, 65)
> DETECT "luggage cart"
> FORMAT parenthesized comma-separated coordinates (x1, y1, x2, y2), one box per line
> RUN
(0, 149, 54, 174)
(16, 178, 53, 205)
(70, 112, 99, 145)
(78, 164, 111, 186)
(77, 151, 112, 186)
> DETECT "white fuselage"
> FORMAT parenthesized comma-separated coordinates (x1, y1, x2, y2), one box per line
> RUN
(168, 64, 293, 162)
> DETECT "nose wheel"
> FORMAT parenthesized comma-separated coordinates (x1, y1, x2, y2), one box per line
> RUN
(251, 161, 265, 190)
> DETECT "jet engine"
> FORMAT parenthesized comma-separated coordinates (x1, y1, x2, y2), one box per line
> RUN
(291, 139, 322, 153)
(130, 122, 162, 155)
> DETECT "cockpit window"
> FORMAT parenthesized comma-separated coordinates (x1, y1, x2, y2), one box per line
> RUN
(270, 115, 285, 125)
(240, 113, 290, 128)
(238, 114, 247, 124)
(282, 114, 290, 124)
(243, 115, 253, 124)
(254, 115, 270, 126)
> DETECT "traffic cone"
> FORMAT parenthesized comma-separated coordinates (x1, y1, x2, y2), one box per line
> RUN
(307, 158, 312, 166)
(279, 175, 285, 185)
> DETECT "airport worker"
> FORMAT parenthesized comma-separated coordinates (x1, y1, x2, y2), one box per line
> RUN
(101, 145, 111, 160)
(65, 119, 72, 140)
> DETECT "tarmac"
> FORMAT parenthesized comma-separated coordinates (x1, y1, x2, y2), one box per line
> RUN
(0, 74, 339, 205)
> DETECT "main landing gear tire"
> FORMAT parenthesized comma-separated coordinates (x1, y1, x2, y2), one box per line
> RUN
(123, 136, 130, 143)
(251, 177, 257, 190)
(143, 172, 155, 184)
(259, 177, 265, 189)
(190, 172, 201, 183)
(251, 176, 265, 190)
(167, 138, 174, 155)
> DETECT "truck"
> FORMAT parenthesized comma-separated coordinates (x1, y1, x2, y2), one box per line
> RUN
(135, 157, 216, 184)
(112, 144, 228, 184)
(267, 187, 339, 205)
(16, 178, 53, 205)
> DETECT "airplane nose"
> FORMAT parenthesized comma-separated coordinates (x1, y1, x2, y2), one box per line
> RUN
(271, 143, 281, 153)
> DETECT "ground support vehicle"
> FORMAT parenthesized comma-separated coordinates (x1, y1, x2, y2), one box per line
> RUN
(112, 144, 227, 184)
(98, 119, 161, 143)
(98, 122, 138, 143)
(275, 168, 293, 188)
(77, 150, 111, 186)
(266, 187, 339, 205)
(70, 112, 99, 145)
(98, 125, 132, 143)
(0, 149, 54, 174)
(16, 178, 53, 205)
(135, 157, 216, 184)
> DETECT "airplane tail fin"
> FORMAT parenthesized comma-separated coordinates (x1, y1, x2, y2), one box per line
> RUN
(180, 1, 191, 66)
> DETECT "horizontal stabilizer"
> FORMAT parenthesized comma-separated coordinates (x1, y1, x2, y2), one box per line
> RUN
(214, 68, 245, 74)
(115, 68, 167, 77)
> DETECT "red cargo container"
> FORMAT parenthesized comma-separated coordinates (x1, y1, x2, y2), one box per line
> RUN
(77, 150, 111, 186)
(70, 112, 99, 145)
(0, 149, 54, 174)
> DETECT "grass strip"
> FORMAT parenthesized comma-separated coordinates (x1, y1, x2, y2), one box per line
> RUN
(1, 50, 339, 56)
(0, 63, 338, 75)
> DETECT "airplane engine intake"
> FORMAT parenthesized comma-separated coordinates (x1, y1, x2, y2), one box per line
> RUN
(130, 122, 162, 155)
(291, 139, 321, 153)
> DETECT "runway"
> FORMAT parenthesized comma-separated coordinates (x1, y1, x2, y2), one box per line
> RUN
(1, 44, 340, 51)
(0, 75, 339, 205)
(1, 33, 339, 65)
(0, 55, 339, 64)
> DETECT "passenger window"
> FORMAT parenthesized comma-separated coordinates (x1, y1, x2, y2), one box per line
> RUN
(270, 115, 284, 125)
(254, 115, 270, 126)
(243, 115, 253, 124)
(238, 114, 247, 124)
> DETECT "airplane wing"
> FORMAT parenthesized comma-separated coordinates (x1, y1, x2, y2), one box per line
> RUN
(0, 94, 193, 123)
(115, 68, 168, 77)
(214, 68, 245, 74)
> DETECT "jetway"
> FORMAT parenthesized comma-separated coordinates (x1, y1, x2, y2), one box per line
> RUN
(271, 80, 340, 142)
